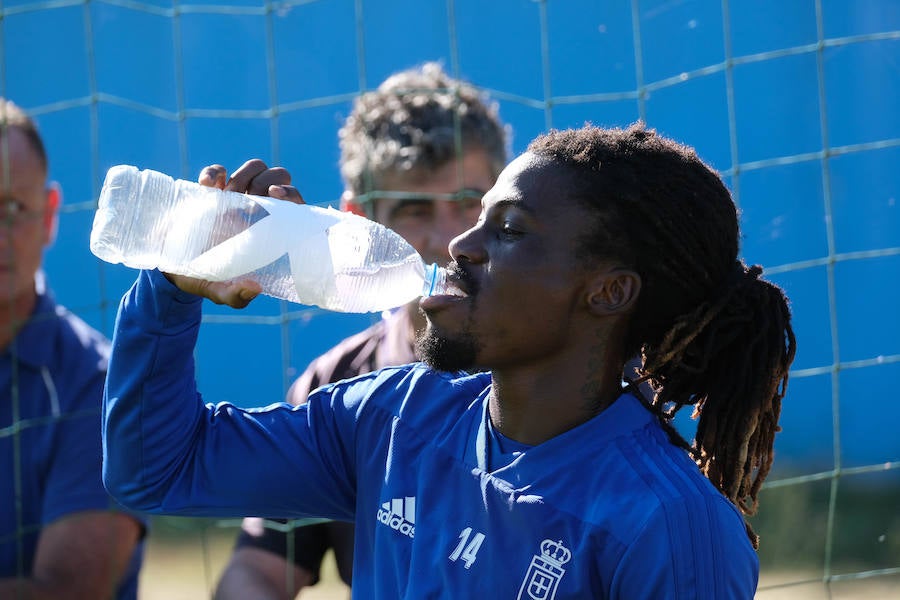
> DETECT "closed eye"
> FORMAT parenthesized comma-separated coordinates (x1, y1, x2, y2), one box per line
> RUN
(480, 196, 532, 239)
(499, 219, 524, 237)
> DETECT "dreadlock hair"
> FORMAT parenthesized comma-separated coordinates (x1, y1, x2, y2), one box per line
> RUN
(339, 62, 508, 204)
(528, 123, 797, 549)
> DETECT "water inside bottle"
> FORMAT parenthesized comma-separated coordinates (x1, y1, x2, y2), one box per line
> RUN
(91, 164, 454, 312)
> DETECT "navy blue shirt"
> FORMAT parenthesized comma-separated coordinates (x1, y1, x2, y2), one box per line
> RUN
(0, 281, 143, 598)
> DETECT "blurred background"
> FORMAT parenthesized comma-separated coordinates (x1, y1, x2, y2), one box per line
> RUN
(3, 0, 898, 597)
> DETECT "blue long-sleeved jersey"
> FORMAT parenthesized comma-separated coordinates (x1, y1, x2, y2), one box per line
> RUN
(103, 269, 758, 599)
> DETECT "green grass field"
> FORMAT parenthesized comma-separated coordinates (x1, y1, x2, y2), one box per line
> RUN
(138, 518, 348, 600)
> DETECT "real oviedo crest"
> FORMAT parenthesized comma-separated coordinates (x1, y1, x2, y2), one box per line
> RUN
(516, 539, 572, 600)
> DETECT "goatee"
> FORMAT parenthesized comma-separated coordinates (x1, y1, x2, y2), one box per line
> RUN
(416, 325, 479, 372)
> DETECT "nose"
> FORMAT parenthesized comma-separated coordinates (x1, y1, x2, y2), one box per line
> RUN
(448, 222, 485, 265)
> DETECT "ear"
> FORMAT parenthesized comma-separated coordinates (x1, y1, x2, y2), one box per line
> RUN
(43, 182, 61, 246)
(340, 191, 368, 217)
(586, 266, 641, 317)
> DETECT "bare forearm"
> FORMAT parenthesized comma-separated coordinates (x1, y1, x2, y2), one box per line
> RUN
(214, 568, 294, 600)
(214, 547, 312, 600)
(0, 578, 105, 600)
(5, 512, 143, 600)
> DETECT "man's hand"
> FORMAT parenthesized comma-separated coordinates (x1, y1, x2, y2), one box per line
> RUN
(164, 159, 305, 309)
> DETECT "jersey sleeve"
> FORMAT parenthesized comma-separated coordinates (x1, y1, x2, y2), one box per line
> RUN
(102, 269, 359, 520)
(609, 495, 758, 599)
(254, 324, 385, 577)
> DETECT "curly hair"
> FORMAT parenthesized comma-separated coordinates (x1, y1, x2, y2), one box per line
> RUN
(0, 98, 48, 172)
(339, 62, 508, 199)
(528, 123, 797, 548)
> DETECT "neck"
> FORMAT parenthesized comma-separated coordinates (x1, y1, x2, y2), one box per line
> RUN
(488, 343, 626, 446)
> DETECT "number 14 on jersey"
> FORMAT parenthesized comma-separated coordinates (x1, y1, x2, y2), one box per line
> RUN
(449, 527, 485, 569)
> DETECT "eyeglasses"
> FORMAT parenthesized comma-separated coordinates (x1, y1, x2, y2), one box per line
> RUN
(0, 199, 44, 225)
(357, 188, 486, 205)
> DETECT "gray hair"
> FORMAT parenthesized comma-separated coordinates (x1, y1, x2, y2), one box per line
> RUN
(339, 62, 508, 199)
(0, 98, 48, 172)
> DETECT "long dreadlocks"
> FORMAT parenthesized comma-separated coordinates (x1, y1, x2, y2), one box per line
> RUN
(528, 123, 797, 548)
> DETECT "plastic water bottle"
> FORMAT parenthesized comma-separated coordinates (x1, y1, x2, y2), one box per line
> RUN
(89, 165, 450, 313)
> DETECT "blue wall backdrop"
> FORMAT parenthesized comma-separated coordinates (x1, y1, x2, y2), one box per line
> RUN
(4, 0, 898, 484)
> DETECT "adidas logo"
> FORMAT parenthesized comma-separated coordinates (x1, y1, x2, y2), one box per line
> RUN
(377, 496, 416, 539)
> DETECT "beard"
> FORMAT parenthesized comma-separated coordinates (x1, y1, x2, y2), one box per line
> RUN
(416, 261, 482, 372)
(415, 321, 480, 372)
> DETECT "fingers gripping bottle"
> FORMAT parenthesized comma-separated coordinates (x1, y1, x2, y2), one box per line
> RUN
(89, 165, 449, 313)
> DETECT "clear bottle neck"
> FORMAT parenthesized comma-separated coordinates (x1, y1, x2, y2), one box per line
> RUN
(422, 263, 449, 297)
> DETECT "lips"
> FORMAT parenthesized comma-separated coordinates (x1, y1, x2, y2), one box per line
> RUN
(420, 291, 466, 312)
(442, 277, 468, 298)
(420, 262, 474, 310)
(445, 262, 477, 297)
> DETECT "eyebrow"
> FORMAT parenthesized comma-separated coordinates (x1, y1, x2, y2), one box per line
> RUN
(386, 190, 487, 220)
(376, 188, 487, 202)
(388, 188, 484, 219)
(488, 196, 536, 216)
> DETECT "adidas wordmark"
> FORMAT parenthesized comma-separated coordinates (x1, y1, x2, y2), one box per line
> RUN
(377, 496, 416, 539)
